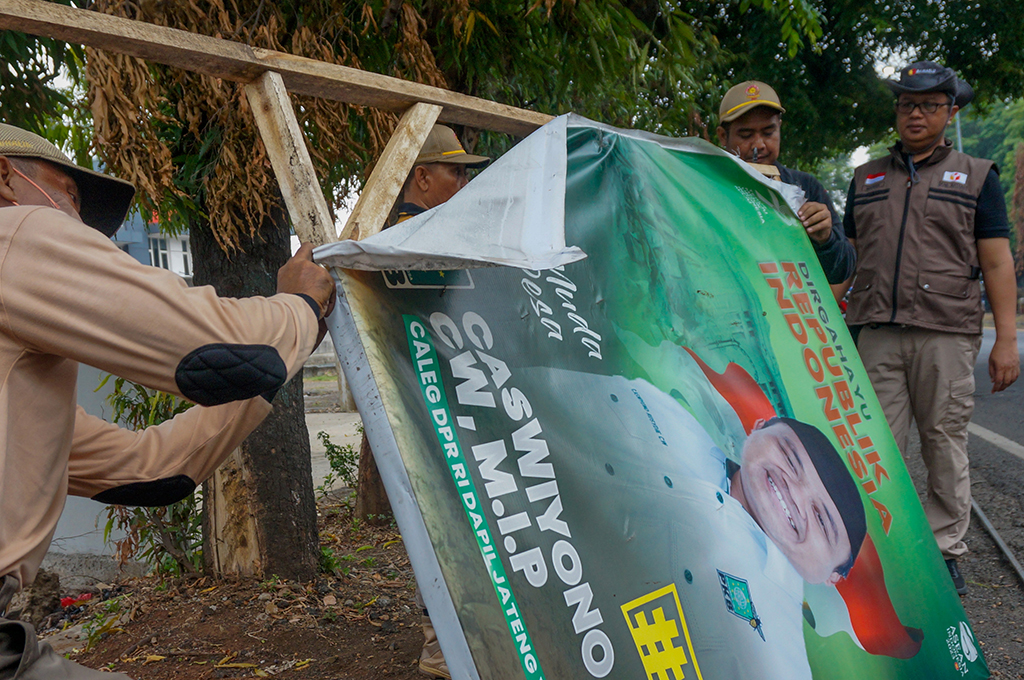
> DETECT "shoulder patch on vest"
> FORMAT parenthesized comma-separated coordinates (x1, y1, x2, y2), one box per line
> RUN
(865, 172, 885, 186)
(175, 343, 287, 406)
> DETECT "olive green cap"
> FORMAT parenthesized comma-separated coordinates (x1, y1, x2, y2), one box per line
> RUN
(0, 123, 135, 236)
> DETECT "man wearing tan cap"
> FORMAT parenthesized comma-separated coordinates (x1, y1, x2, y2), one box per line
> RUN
(0, 122, 335, 679)
(395, 123, 490, 225)
(716, 81, 855, 289)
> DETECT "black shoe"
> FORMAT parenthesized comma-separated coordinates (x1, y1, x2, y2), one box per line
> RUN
(946, 559, 967, 596)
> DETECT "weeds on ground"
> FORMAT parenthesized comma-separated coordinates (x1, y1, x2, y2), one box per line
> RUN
(259, 575, 281, 592)
(315, 430, 359, 501)
(319, 547, 341, 575)
(82, 595, 128, 651)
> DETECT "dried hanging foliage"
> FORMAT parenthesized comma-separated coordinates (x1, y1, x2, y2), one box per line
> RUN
(395, 3, 449, 90)
(85, 0, 447, 252)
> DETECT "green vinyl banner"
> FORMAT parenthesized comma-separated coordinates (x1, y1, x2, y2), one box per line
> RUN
(325, 117, 987, 680)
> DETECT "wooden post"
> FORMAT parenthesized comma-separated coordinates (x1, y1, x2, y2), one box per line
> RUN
(333, 102, 440, 412)
(340, 102, 444, 523)
(244, 71, 336, 247)
(203, 448, 260, 577)
(244, 71, 361, 410)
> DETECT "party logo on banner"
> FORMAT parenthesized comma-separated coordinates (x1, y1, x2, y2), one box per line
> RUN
(621, 584, 702, 680)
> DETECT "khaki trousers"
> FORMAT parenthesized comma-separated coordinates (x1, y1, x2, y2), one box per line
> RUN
(858, 326, 982, 558)
(0, 575, 131, 680)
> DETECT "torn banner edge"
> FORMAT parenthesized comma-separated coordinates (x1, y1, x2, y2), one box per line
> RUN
(325, 284, 483, 680)
(313, 113, 805, 273)
(314, 114, 581, 272)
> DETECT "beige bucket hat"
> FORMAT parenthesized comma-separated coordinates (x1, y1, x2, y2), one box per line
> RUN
(414, 124, 490, 168)
(0, 123, 135, 236)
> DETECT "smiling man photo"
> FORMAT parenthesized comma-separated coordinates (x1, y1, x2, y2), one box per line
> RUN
(729, 417, 863, 586)
(517, 364, 877, 679)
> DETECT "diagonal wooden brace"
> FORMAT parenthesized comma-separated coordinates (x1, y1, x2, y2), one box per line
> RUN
(338, 102, 442, 241)
(244, 70, 336, 247)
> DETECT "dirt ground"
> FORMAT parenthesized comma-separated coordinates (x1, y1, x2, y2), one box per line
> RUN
(67, 496, 424, 680)
(43, 376, 425, 680)
(39, 375, 1024, 679)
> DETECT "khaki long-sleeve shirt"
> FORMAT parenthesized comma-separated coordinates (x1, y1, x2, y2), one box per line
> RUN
(0, 206, 319, 589)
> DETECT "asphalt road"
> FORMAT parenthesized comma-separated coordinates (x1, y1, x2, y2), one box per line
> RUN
(970, 329, 1024, 503)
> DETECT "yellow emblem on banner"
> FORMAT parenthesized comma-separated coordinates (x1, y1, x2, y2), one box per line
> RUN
(621, 584, 703, 680)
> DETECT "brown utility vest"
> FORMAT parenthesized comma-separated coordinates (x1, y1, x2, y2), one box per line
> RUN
(846, 142, 993, 334)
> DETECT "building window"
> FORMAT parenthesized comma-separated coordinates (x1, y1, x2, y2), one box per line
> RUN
(149, 237, 169, 270)
(181, 237, 192, 277)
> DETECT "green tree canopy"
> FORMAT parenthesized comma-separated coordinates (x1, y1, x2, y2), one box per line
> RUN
(694, 0, 1024, 169)
(959, 98, 1024, 256)
(7, 0, 1024, 215)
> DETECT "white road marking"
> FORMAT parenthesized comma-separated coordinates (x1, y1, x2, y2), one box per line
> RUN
(969, 422, 1024, 462)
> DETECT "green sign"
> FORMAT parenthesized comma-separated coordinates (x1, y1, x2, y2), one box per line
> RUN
(331, 117, 987, 680)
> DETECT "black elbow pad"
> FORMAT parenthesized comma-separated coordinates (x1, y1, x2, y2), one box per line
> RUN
(92, 475, 197, 506)
(175, 343, 287, 406)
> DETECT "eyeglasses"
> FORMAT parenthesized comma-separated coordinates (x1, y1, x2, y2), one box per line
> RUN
(895, 101, 951, 115)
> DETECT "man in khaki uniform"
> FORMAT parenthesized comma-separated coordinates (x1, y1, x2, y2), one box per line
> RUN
(843, 62, 1020, 595)
(394, 124, 490, 225)
(0, 123, 336, 679)
(716, 81, 856, 293)
(394, 124, 489, 679)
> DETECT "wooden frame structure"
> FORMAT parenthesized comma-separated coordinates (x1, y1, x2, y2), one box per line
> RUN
(0, 0, 552, 247)
(0, 0, 554, 575)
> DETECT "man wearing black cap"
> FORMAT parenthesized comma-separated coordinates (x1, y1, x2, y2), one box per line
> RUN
(0, 122, 336, 679)
(843, 61, 1020, 594)
(717, 81, 856, 291)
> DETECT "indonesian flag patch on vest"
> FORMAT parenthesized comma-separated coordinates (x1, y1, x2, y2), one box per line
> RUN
(865, 172, 886, 185)
(942, 170, 968, 184)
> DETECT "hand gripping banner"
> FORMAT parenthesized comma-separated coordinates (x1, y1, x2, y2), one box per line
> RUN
(318, 115, 987, 680)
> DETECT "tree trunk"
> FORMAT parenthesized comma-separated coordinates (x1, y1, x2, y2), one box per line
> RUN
(204, 447, 261, 577)
(354, 433, 392, 524)
(195, 204, 319, 582)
